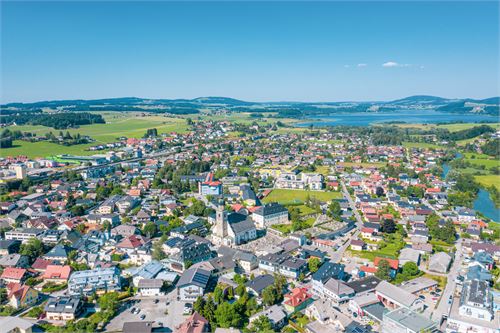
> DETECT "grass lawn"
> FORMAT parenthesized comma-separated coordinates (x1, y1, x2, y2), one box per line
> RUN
(475, 175, 500, 191)
(402, 142, 443, 149)
(2, 113, 189, 158)
(263, 189, 342, 205)
(339, 162, 386, 168)
(423, 273, 448, 289)
(349, 242, 402, 261)
(294, 204, 318, 216)
(315, 165, 332, 176)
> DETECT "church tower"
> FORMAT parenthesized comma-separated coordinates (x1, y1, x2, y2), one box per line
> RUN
(213, 199, 228, 243)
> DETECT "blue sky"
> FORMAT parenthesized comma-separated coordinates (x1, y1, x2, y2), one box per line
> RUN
(1, 1, 499, 103)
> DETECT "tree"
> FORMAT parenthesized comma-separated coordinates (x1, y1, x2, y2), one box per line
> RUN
(261, 285, 278, 306)
(402, 261, 419, 277)
(194, 296, 205, 314)
(308, 257, 322, 273)
(20, 238, 44, 261)
(376, 186, 385, 197)
(70, 205, 85, 216)
(250, 315, 273, 333)
(375, 259, 392, 281)
(142, 222, 157, 238)
(213, 285, 224, 304)
(203, 295, 216, 327)
(382, 219, 396, 234)
(327, 201, 342, 220)
(214, 302, 241, 328)
(98, 292, 120, 313)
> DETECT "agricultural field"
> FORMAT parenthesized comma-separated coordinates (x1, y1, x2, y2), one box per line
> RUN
(1, 113, 189, 158)
(394, 122, 500, 132)
(402, 141, 444, 149)
(475, 175, 500, 191)
(462, 153, 500, 169)
(339, 161, 386, 168)
(262, 188, 342, 205)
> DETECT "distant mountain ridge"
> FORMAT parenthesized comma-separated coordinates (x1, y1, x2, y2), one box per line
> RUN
(2, 95, 499, 116)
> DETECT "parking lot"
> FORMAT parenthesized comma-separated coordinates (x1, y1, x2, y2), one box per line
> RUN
(106, 291, 187, 332)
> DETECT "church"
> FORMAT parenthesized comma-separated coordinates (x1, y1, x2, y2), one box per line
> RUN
(211, 200, 257, 246)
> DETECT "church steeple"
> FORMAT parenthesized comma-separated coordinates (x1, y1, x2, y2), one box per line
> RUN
(214, 199, 228, 240)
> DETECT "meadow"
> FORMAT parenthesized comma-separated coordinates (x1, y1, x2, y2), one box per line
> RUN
(1, 112, 189, 158)
(475, 175, 500, 191)
(262, 188, 342, 205)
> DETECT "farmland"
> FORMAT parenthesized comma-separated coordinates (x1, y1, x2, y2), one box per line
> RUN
(1, 113, 189, 158)
(262, 188, 342, 205)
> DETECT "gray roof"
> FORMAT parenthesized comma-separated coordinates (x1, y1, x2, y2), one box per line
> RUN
(229, 218, 255, 234)
(428, 252, 451, 273)
(253, 203, 288, 217)
(383, 308, 436, 332)
(44, 296, 82, 314)
(245, 274, 274, 295)
(251, 304, 287, 324)
(376, 281, 418, 308)
(177, 267, 211, 289)
(138, 279, 164, 289)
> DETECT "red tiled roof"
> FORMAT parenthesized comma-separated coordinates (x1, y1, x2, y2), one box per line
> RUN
(374, 257, 399, 270)
(42, 265, 71, 280)
(1, 267, 27, 280)
(284, 287, 312, 307)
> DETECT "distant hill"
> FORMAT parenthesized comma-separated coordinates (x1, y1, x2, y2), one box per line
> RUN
(2, 95, 499, 116)
(388, 95, 452, 105)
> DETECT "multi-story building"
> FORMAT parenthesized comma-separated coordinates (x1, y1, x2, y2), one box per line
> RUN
(382, 308, 437, 333)
(252, 203, 289, 229)
(68, 267, 121, 295)
(5, 228, 44, 243)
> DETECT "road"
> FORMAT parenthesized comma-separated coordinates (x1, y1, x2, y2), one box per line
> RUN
(430, 237, 464, 321)
(328, 180, 363, 264)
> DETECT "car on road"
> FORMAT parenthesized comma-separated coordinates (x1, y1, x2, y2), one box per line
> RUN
(419, 295, 425, 300)
(183, 303, 193, 315)
(448, 296, 453, 304)
(140, 314, 146, 320)
(154, 299, 159, 304)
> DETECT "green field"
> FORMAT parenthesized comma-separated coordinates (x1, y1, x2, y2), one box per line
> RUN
(475, 175, 500, 191)
(1, 113, 189, 158)
(340, 162, 386, 168)
(402, 142, 443, 149)
(394, 122, 500, 132)
(262, 189, 342, 205)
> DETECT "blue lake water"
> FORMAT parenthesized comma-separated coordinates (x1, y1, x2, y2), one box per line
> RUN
(474, 189, 500, 222)
(296, 110, 498, 127)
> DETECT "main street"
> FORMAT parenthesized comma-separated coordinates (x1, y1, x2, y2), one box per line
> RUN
(328, 180, 363, 264)
(430, 237, 464, 322)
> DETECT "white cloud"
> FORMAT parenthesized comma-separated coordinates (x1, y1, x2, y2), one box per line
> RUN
(357, 63, 367, 67)
(382, 61, 414, 68)
(382, 61, 400, 68)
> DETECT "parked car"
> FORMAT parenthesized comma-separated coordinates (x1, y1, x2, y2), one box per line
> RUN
(140, 314, 146, 320)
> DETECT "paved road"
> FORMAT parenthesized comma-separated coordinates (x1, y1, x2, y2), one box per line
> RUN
(430, 238, 464, 321)
(328, 181, 363, 264)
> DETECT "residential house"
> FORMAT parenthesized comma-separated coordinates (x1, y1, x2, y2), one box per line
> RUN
(176, 267, 211, 301)
(44, 296, 83, 321)
(249, 305, 287, 331)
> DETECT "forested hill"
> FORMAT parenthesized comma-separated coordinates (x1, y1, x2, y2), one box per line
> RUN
(1, 95, 499, 117)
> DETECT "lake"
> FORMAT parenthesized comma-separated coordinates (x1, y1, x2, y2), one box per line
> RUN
(296, 110, 498, 127)
(474, 189, 500, 222)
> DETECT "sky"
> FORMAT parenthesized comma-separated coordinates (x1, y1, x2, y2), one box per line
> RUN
(1, 1, 499, 103)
